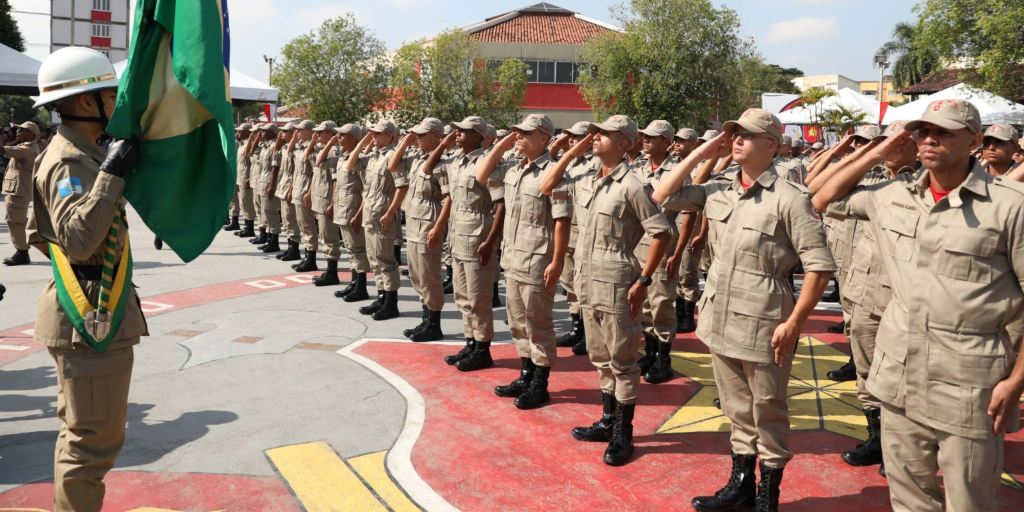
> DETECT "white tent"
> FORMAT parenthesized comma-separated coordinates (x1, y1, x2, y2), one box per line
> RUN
(882, 83, 1024, 126)
(0, 43, 42, 95)
(112, 60, 279, 105)
(777, 88, 881, 125)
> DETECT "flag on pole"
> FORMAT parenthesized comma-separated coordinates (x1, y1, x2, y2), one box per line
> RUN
(107, 0, 235, 262)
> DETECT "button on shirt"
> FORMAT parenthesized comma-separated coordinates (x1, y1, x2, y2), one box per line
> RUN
(829, 160, 1024, 439)
(663, 167, 836, 364)
(444, 147, 503, 261)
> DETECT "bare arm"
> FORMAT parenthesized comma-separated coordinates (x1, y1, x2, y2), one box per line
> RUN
(422, 132, 457, 176)
(477, 135, 517, 186)
(653, 132, 731, 204)
(812, 132, 914, 212)
(388, 134, 416, 172)
(806, 140, 881, 194)
(426, 196, 451, 252)
(540, 134, 594, 196)
(316, 135, 340, 168)
(346, 133, 374, 171)
(543, 218, 571, 290)
(628, 232, 671, 319)
(478, 201, 505, 267)
(772, 270, 832, 366)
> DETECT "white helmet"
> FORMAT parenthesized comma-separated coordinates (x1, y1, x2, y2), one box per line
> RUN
(33, 47, 119, 109)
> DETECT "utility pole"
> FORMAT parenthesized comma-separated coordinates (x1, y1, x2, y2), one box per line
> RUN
(263, 55, 275, 86)
(873, 53, 889, 103)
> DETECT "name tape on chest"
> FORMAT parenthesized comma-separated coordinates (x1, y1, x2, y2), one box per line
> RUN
(890, 201, 918, 212)
(57, 177, 83, 198)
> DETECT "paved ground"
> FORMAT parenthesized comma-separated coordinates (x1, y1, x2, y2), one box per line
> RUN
(1, 200, 1022, 511)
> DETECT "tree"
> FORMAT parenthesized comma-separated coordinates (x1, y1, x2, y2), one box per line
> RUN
(0, 0, 25, 52)
(799, 87, 836, 143)
(820, 105, 868, 141)
(876, 21, 938, 90)
(916, 0, 1024, 98)
(387, 29, 528, 129)
(577, 0, 755, 129)
(727, 53, 802, 116)
(272, 14, 390, 124)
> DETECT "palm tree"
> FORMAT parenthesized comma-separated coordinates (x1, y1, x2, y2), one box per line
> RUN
(878, 21, 939, 90)
(821, 106, 868, 141)
(800, 86, 835, 142)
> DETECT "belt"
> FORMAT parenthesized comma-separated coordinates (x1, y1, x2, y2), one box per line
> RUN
(70, 263, 119, 281)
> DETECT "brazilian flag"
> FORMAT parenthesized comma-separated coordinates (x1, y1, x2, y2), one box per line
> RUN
(107, 0, 235, 262)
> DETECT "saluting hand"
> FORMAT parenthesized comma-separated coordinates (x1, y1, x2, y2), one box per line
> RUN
(565, 133, 595, 160)
(694, 132, 730, 161)
(440, 131, 458, 151)
(358, 132, 373, 147)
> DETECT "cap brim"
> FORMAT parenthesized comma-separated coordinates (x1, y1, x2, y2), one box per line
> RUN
(638, 128, 669, 138)
(564, 129, 587, 136)
(409, 127, 431, 135)
(512, 124, 537, 133)
(983, 134, 1013, 142)
(723, 119, 767, 135)
(905, 117, 968, 133)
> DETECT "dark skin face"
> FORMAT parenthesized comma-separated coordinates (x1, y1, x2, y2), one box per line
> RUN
(642, 134, 671, 159)
(913, 123, 983, 173)
(671, 138, 696, 158)
(982, 137, 1016, 166)
(456, 128, 483, 151)
(14, 129, 35, 143)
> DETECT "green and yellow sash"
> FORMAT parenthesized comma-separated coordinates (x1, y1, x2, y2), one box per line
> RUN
(50, 201, 133, 353)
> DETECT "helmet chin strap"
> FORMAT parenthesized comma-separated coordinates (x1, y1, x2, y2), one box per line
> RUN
(58, 92, 110, 127)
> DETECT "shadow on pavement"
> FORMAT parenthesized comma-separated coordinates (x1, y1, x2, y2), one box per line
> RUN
(118, 404, 238, 468)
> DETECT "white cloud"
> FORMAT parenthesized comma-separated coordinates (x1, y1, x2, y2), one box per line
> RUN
(765, 16, 840, 44)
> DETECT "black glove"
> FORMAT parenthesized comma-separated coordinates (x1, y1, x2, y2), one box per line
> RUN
(99, 138, 141, 178)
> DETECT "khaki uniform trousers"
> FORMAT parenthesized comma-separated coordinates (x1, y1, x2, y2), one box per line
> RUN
(261, 195, 282, 235)
(506, 276, 556, 367)
(443, 237, 453, 266)
(408, 240, 444, 311)
(881, 403, 1003, 512)
(712, 353, 794, 468)
(848, 303, 881, 410)
(254, 193, 264, 227)
(340, 222, 369, 272)
(583, 307, 643, 404)
(228, 187, 239, 217)
(296, 205, 318, 252)
(453, 250, 498, 342)
(559, 247, 579, 315)
(49, 344, 135, 512)
(4, 194, 30, 250)
(318, 213, 341, 262)
(238, 186, 256, 222)
(643, 272, 680, 343)
(282, 202, 300, 242)
(679, 243, 703, 302)
(366, 213, 401, 292)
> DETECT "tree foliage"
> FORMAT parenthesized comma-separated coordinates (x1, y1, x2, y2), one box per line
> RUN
(799, 87, 836, 143)
(820, 105, 868, 140)
(916, 0, 1024, 98)
(877, 21, 938, 90)
(0, 2, 47, 127)
(578, 0, 770, 129)
(388, 29, 528, 129)
(0, 0, 25, 52)
(272, 14, 390, 124)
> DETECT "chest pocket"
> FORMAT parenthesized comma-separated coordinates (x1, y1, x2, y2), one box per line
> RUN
(521, 184, 547, 217)
(882, 206, 918, 262)
(704, 200, 733, 248)
(595, 199, 626, 243)
(934, 227, 998, 283)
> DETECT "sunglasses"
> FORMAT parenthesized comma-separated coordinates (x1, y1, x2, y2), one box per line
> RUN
(732, 130, 769, 141)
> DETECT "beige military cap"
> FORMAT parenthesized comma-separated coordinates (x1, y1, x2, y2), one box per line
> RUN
(280, 122, 297, 132)
(588, 115, 639, 144)
(368, 119, 399, 138)
(563, 121, 592, 136)
(811, 141, 824, 150)
(487, 124, 497, 140)
(723, 108, 783, 143)
(983, 124, 1019, 142)
(496, 129, 509, 138)
(312, 120, 338, 132)
(875, 121, 907, 140)
(410, 117, 444, 135)
(639, 120, 675, 139)
(334, 123, 361, 136)
(294, 119, 316, 130)
(780, 135, 792, 146)
(675, 128, 699, 141)
(235, 123, 254, 131)
(259, 123, 280, 134)
(511, 114, 555, 137)
(15, 121, 41, 136)
(852, 125, 881, 141)
(450, 116, 488, 136)
(905, 99, 982, 134)
(700, 129, 721, 141)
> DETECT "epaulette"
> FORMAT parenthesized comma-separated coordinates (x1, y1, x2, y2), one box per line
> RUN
(992, 176, 1024, 196)
(56, 144, 87, 162)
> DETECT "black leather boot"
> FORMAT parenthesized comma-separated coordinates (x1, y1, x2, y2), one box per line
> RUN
(280, 240, 301, 261)
(842, 408, 883, 466)
(394, 244, 403, 266)
(224, 216, 240, 231)
(827, 321, 846, 334)
(275, 239, 290, 259)
(359, 291, 386, 315)
(371, 290, 400, 321)
(556, 313, 585, 347)
(644, 342, 675, 384)
(3, 249, 30, 266)
(442, 264, 453, 294)
(250, 226, 267, 244)
(675, 297, 686, 326)
(492, 281, 502, 307)
(343, 273, 370, 302)
(514, 365, 551, 410)
(404, 305, 430, 338)
(456, 341, 493, 372)
(827, 356, 857, 382)
(313, 259, 340, 286)
(679, 300, 697, 333)
(603, 401, 635, 466)
(495, 358, 534, 398)
(334, 272, 357, 298)
(224, 215, 232, 226)
(260, 234, 281, 253)
(572, 338, 588, 356)
(293, 250, 318, 272)
(445, 338, 475, 365)
(754, 461, 784, 512)
(409, 310, 442, 341)
(638, 334, 658, 375)
(154, 237, 163, 250)
(691, 451, 757, 512)
(572, 392, 615, 442)
(235, 219, 255, 237)
(821, 277, 840, 302)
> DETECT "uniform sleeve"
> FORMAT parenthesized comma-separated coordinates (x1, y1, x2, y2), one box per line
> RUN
(784, 192, 837, 273)
(661, 183, 708, 212)
(392, 153, 412, 189)
(1006, 200, 1024, 302)
(827, 183, 880, 222)
(488, 160, 509, 203)
(435, 164, 450, 196)
(630, 183, 673, 238)
(351, 152, 370, 173)
(42, 162, 125, 261)
(2, 144, 36, 160)
(550, 177, 573, 220)
(272, 150, 282, 167)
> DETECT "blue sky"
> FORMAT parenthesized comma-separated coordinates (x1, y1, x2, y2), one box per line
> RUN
(12, 0, 918, 87)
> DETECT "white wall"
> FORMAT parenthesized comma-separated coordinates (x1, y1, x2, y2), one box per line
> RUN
(73, 0, 91, 19)
(52, 0, 73, 18)
(51, 18, 72, 44)
(73, 20, 91, 45)
(111, 24, 127, 47)
(111, 0, 129, 23)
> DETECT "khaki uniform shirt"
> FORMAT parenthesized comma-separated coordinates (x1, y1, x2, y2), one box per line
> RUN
(3, 140, 39, 198)
(290, 142, 313, 206)
(565, 152, 600, 249)
(500, 152, 573, 285)
(28, 125, 148, 350)
(573, 160, 673, 315)
(274, 145, 295, 200)
(663, 168, 836, 364)
(830, 160, 1024, 439)
(401, 152, 449, 244)
(235, 143, 250, 188)
(445, 147, 503, 261)
(351, 143, 407, 231)
(255, 143, 275, 194)
(310, 145, 339, 215)
(631, 156, 682, 275)
(332, 149, 362, 224)
(248, 142, 264, 190)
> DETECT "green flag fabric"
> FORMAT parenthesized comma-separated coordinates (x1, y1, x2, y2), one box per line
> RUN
(107, 0, 235, 263)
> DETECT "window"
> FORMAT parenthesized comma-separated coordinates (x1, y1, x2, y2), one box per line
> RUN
(862, 90, 876, 96)
(555, 62, 577, 84)
(537, 61, 555, 83)
(99, 50, 111, 58)
(93, 0, 111, 11)
(91, 23, 110, 38)
(525, 61, 539, 83)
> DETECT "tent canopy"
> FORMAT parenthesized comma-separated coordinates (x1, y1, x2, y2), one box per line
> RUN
(0, 43, 43, 95)
(112, 60, 279, 106)
(882, 83, 1024, 126)
(777, 88, 881, 126)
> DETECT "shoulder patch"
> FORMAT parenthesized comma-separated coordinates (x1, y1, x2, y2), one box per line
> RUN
(57, 177, 83, 198)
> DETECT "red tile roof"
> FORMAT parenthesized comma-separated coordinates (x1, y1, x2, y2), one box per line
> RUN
(471, 13, 611, 46)
(899, 65, 1024, 100)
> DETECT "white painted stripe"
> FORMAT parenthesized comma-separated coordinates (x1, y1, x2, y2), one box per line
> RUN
(285, 275, 314, 284)
(338, 339, 460, 512)
(0, 345, 30, 351)
(21, 329, 34, 336)
(140, 301, 174, 313)
(245, 279, 285, 289)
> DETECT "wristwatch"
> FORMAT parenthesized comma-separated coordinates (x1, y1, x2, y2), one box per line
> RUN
(637, 275, 653, 287)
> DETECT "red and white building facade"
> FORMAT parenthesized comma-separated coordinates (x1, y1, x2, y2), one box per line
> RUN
(50, 0, 130, 62)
